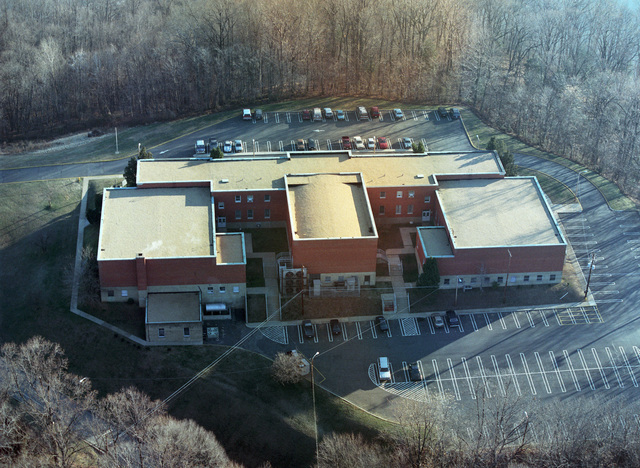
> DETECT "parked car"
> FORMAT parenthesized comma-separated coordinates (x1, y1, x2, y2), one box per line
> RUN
(378, 356, 391, 382)
(449, 107, 460, 119)
(341, 136, 352, 150)
(446, 309, 459, 327)
(393, 108, 404, 119)
(208, 138, 218, 151)
(312, 107, 322, 121)
(194, 140, 207, 154)
(330, 319, 341, 335)
(367, 137, 375, 150)
(370, 106, 380, 118)
(336, 109, 345, 120)
(353, 136, 365, 150)
(433, 314, 445, 328)
(302, 109, 311, 120)
(408, 362, 422, 381)
(402, 137, 412, 149)
(438, 107, 448, 118)
(357, 106, 368, 119)
(323, 107, 333, 119)
(375, 315, 389, 332)
(234, 139, 243, 153)
(302, 320, 315, 338)
(254, 109, 263, 120)
(223, 141, 233, 153)
(242, 108, 252, 120)
(307, 138, 317, 150)
(377, 136, 389, 149)
(296, 139, 306, 151)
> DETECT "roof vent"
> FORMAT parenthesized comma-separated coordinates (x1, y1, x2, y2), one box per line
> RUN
(220, 179, 229, 183)
(416, 174, 425, 179)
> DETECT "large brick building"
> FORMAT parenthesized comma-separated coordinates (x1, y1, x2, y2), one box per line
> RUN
(97, 150, 566, 339)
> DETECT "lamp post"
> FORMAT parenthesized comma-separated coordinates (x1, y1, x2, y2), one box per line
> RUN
(311, 351, 320, 463)
(252, 138, 255, 158)
(584, 253, 595, 299)
(503, 249, 512, 304)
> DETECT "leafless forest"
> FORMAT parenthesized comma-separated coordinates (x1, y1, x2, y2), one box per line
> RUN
(1, 0, 640, 195)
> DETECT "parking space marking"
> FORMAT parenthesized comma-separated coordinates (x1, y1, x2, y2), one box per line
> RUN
(491, 355, 506, 396)
(564, 350, 581, 391)
(278, 141, 284, 152)
(260, 326, 289, 344)
(400, 317, 420, 336)
(263, 113, 268, 123)
(591, 348, 609, 389)
(388, 362, 396, 384)
(326, 324, 334, 342)
(520, 353, 537, 395)
(476, 356, 491, 398)
(535, 352, 552, 394)
(447, 358, 461, 400)
(274, 113, 280, 123)
(593, 290, 619, 295)
(505, 354, 522, 396)
(420, 138, 428, 151)
(422, 110, 429, 120)
(623, 232, 640, 235)
(578, 349, 596, 390)
(287, 112, 292, 123)
(538, 309, 550, 327)
(266, 141, 272, 152)
(512, 312, 521, 329)
(482, 313, 493, 330)
(370, 320, 378, 339)
(525, 310, 535, 327)
(605, 347, 624, 388)
(326, 139, 332, 150)
(342, 322, 348, 340)
(619, 347, 638, 387)
(497, 312, 507, 329)
(355, 322, 363, 340)
(461, 358, 476, 399)
(457, 318, 465, 333)
(432, 359, 445, 399)
(470, 314, 479, 331)
(388, 111, 395, 121)
(549, 351, 566, 392)
(426, 316, 435, 334)
(411, 110, 419, 120)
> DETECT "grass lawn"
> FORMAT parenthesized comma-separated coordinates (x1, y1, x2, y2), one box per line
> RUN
(246, 257, 265, 288)
(517, 167, 576, 205)
(401, 254, 419, 283)
(247, 294, 267, 323)
(281, 291, 383, 320)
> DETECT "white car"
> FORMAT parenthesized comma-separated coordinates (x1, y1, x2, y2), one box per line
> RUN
(367, 137, 375, 150)
(323, 108, 333, 119)
(353, 136, 365, 150)
(234, 139, 243, 153)
(378, 357, 391, 382)
(223, 141, 233, 153)
(393, 108, 404, 119)
(336, 110, 345, 120)
(402, 137, 412, 149)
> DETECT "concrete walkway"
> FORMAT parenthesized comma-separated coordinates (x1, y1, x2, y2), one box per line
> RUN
(384, 226, 418, 314)
(244, 233, 282, 322)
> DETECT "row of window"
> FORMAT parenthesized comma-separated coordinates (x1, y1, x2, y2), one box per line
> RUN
(380, 205, 430, 216)
(379, 191, 430, 202)
(443, 274, 557, 285)
(107, 290, 127, 297)
(158, 327, 190, 338)
(219, 194, 271, 208)
(218, 208, 271, 222)
(207, 285, 240, 293)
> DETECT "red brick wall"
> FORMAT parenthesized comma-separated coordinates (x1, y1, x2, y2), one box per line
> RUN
(291, 238, 378, 273)
(213, 190, 288, 222)
(99, 260, 138, 287)
(367, 186, 436, 221)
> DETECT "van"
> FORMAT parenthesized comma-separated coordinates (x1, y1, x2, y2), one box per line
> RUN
(378, 357, 391, 382)
(312, 107, 322, 121)
(357, 106, 368, 119)
(254, 109, 263, 120)
(242, 109, 252, 120)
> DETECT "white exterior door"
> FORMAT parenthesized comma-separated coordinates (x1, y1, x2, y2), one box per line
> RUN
(421, 210, 431, 222)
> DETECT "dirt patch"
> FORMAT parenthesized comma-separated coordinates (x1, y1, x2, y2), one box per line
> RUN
(0, 131, 110, 156)
(281, 290, 383, 320)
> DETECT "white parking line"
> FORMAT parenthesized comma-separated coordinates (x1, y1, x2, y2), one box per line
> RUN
(278, 141, 284, 152)
(593, 290, 619, 294)
(520, 353, 537, 395)
(470, 314, 478, 331)
(549, 351, 566, 392)
(412, 110, 418, 120)
(512, 312, 521, 329)
(342, 322, 348, 340)
(457, 318, 465, 333)
(274, 113, 280, 123)
(535, 352, 552, 394)
(605, 347, 624, 388)
(619, 346, 638, 387)
(564, 350, 580, 391)
(491, 355, 506, 396)
(355, 322, 363, 340)
(538, 310, 550, 327)
(427, 316, 435, 334)
(327, 324, 333, 342)
(388, 362, 396, 384)
(370, 321, 378, 339)
(626, 239, 640, 243)
(432, 359, 445, 399)
(578, 349, 596, 390)
(326, 139, 332, 150)
(287, 112, 292, 123)
(266, 141, 272, 152)
(525, 310, 535, 327)
(461, 357, 476, 399)
(505, 353, 522, 396)
(447, 358, 461, 400)
(619, 224, 639, 228)
(297, 325, 303, 343)
(420, 138, 428, 151)
(591, 348, 609, 389)
(498, 312, 507, 329)
(483, 313, 493, 330)
(476, 356, 491, 397)
(623, 232, 640, 235)
(423, 110, 429, 120)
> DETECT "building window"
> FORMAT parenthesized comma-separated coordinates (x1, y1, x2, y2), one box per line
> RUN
(424, 196, 431, 203)
(219, 286, 226, 293)
(235, 195, 241, 203)
(207, 286, 214, 294)
(396, 190, 402, 198)
(524, 275, 530, 282)
(408, 190, 415, 198)
(247, 209, 254, 219)
(217, 216, 226, 225)
(264, 194, 271, 202)
(395, 205, 402, 215)
(497, 276, 504, 283)
(107, 290, 114, 297)
(247, 195, 254, 203)
(324, 276, 331, 283)
(218, 201, 224, 209)
(235, 210, 241, 220)
(121, 290, 128, 297)
(158, 328, 165, 338)
(379, 205, 385, 215)
(550, 274, 556, 281)
(380, 191, 386, 199)
(264, 208, 270, 219)
(184, 327, 190, 338)
(407, 204, 414, 214)
(471, 277, 477, 284)
(443, 278, 450, 285)
(233, 286, 240, 293)
(537, 275, 543, 281)
(484, 277, 490, 283)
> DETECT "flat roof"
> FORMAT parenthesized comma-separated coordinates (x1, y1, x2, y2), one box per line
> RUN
(146, 292, 201, 323)
(286, 173, 376, 239)
(137, 152, 503, 190)
(216, 233, 245, 264)
(417, 227, 454, 257)
(99, 187, 213, 260)
(437, 178, 565, 248)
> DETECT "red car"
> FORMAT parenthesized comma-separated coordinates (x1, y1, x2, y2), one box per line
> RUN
(302, 109, 311, 120)
(370, 106, 380, 118)
(377, 136, 389, 149)
(341, 136, 352, 150)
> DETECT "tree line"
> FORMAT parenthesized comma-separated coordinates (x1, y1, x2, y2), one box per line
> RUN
(1, 0, 639, 198)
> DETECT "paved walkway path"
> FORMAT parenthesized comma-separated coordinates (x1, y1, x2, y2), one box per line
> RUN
(244, 233, 281, 322)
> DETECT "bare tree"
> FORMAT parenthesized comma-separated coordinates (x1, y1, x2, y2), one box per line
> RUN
(317, 432, 387, 468)
(271, 352, 305, 385)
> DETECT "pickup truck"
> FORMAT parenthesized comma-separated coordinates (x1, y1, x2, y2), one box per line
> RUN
(194, 140, 207, 155)
(341, 136, 352, 150)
